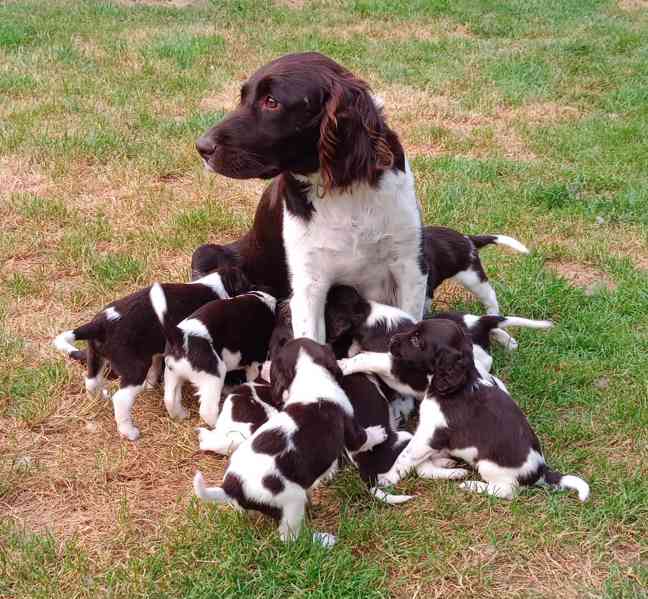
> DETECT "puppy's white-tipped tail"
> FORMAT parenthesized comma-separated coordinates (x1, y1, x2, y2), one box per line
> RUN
(494, 235, 530, 254)
(53, 330, 77, 355)
(498, 316, 553, 330)
(558, 475, 590, 502)
(149, 282, 167, 325)
(544, 469, 590, 502)
(370, 487, 415, 505)
(193, 471, 231, 503)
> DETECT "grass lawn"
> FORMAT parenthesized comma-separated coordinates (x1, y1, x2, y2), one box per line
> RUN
(1, 1, 647, 597)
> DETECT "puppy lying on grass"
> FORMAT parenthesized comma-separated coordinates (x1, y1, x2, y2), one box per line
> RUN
(53, 268, 251, 440)
(194, 338, 387, 543)
(339, 319, 589, 501)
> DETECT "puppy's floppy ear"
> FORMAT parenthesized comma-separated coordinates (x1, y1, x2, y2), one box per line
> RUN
(220, 267, 252, 297)
(313, 343, 344, 386)
(270, 351, 295, 404)
(430, 347, 472, 396)
(318, 75, 394, 194)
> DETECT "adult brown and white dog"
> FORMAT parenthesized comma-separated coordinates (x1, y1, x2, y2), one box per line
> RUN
(195, 52, 427, 342)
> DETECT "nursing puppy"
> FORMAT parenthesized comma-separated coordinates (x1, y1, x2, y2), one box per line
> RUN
(341, 373, 414, 504)
(53, 269, 251, 440)
(343, 319, 590, 501)
(197, 380, 279, 456)
(151, 286, 276, 429)
(423, 226, 529, 315)
(191, 241, 241, 281)
(193, 338, 387, 542)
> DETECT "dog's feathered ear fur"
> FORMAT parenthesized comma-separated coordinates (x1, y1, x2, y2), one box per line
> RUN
(430, 346, 472, 396)
(219, 267, 252, 297)
(270, 350, 295, 404)
(318, 75, 394, 194)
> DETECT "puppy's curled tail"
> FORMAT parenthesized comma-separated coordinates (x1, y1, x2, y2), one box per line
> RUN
(53, 321, 104, 363)
(369, 487, 414, 505)
(150, 283, 183, 348)
(469, 234, 530, 255)
(193, 471, 231, 504)
(542, 468, 590, 502)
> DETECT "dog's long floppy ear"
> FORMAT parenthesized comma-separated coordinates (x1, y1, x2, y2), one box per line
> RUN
(318, 76, 394, 194)
(430, 346, 472, 396)
(270, 349, 296, 404)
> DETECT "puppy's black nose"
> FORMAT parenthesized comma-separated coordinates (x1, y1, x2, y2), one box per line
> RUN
(196, 135, 216, 159)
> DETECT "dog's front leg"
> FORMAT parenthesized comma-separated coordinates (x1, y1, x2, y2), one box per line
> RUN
(290, 280, 328, 342)
(392, 259, 427, 321)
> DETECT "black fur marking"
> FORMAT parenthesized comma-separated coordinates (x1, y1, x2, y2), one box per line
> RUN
(252, 428, 287, 455)
(223, 473, 282, 521)
(262, 474, 285, 495)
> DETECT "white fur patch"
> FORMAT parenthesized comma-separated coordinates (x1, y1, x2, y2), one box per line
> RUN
(366, 301, 414, 330)
(248, 291, 277, 314)
(149, 282, 167, 323)
(494, 235, 530, 254)
(104, 307, 121, 321)
(193, 271, 229, 299)
(53, 330, 77, 355)
(178, 318, 212, 343)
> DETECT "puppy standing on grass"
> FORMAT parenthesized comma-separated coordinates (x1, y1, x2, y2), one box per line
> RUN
(423, 225, 529, 316)
(194, 338, 387, 543)
(53, 269, 251, 440)
(151, 287, 276, 429)
(340, 319, 590, 502)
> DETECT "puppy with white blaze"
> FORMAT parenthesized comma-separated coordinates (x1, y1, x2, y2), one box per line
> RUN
(193, 338, 387, 543)
(52, 268, 251, 440)
(340, 320, 590, 502)
(151, 287, 276, 428)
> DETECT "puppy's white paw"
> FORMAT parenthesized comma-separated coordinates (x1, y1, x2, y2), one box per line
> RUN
(337, 358, 351, 375)
(312, 532, 337, 549)
(170, 406, 189, 420)
(119, 424, 140, 441)
(416, 462, 468, 480)
(365, 425, 388, 448)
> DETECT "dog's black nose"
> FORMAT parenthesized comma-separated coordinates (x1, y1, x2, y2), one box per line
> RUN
(196, 135, 216, 159)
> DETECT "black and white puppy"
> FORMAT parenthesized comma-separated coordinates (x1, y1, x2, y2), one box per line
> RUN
(191, 241, 241, 281)
(193, 338, 387, 543)
(423, 226, 529, 315)
(53, 269, 251, 440)
(427, 311, 553, 376)
(196, 380, 279, 456)
(342, 319, 590, 501)
(151, 286, 276, 430)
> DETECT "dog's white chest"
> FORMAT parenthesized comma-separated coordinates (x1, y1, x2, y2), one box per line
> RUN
(283, 165, 421, 300)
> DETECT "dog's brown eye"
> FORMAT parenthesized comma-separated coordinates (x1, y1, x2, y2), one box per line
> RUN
(411, 335, 420, 349)
(263, 95, 279, 110)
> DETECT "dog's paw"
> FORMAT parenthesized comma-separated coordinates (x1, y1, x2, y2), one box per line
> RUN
(312, 532, 337, 549)
(337, 358, 351, 375)
(365, 425, 388, 448)
(170, 406, 190, 420)
(119, 424, 140, 441)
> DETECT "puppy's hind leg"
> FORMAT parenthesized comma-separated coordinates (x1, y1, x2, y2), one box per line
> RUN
(416, 460, 469, 480)
(459, 480, 517, 500)
(145, 354, 164, 389)
(453, 269, 500, 315)
(163, 360, 188, 420)
(85, 342, 108, 398)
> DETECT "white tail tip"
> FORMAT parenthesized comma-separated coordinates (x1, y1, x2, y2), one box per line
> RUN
(149, 282, 167, 324)
(499, 317, 554, 330)
(370, 487, 415, 505)
(561, 475, 590, 502)
(53, 330, 77, 355)
(494, 235, 530, 254)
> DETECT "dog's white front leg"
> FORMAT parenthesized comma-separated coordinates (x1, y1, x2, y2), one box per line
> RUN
(392, 259, 427, 321)
(290, 281, 328, 342)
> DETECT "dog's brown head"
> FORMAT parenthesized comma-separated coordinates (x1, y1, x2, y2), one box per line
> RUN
(270, 337, 343, 402)
(390, 319, 474, 397)
(196, 52, 403, 194)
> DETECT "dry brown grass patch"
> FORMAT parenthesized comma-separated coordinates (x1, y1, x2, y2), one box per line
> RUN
(0, 155, 51, 198)
(0, 386, 226, 559)
(618, 0, 648, 11)
(547, 260, 617, 292)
